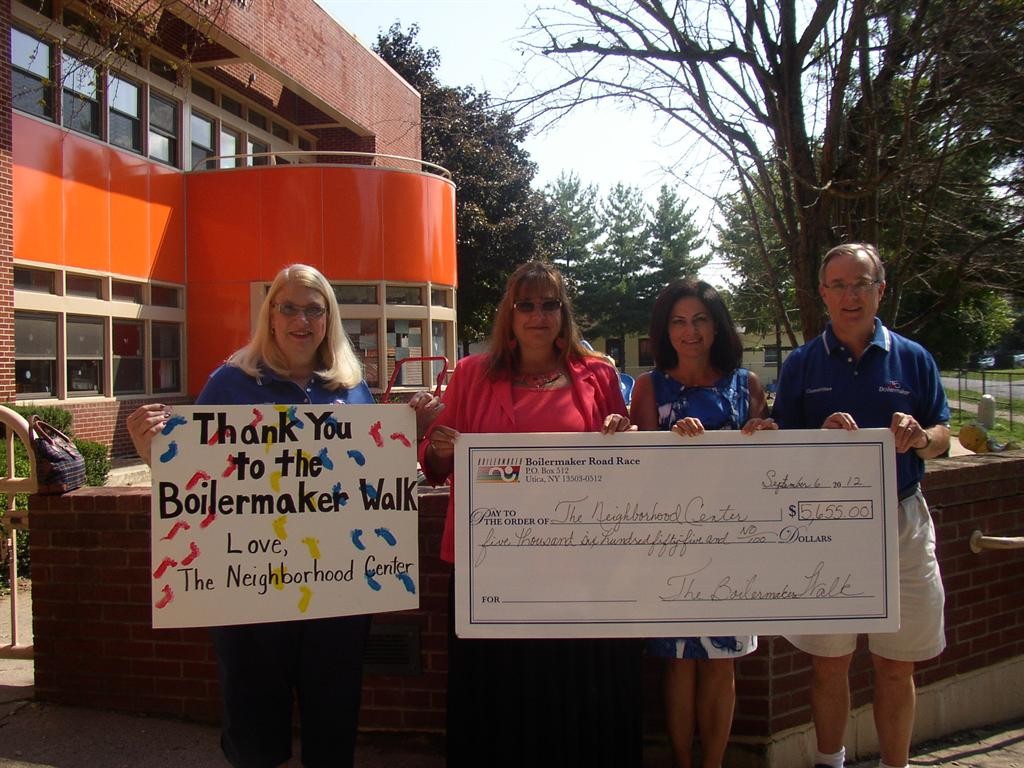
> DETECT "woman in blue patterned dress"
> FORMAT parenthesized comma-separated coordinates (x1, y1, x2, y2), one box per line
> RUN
(630, 278, 776, 768)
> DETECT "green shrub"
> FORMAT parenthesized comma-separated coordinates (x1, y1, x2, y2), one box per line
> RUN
(0, 406, 110, 588)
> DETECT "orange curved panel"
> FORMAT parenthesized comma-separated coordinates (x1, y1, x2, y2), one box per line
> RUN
(431, 182, 458, 286)
(379, 171, 436, 283)
(322, 167, 384, 280)
(186, 172, 261, 283)
(258, 167, 325, 275)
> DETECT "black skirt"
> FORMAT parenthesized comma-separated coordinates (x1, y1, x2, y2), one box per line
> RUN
(445, 576, 643, 768)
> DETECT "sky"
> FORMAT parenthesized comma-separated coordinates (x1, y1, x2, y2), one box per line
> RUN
(317, 0, 730, 282)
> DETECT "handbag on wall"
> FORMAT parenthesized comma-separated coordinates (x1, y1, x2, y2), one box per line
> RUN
(30, 416, 86, 494)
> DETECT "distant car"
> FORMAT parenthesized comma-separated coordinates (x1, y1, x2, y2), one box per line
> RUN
(973, 354, 996, 370)
(994, 350, 1024, 369)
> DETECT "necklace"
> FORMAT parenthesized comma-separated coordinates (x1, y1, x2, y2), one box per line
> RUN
(512, 369, 565, 389)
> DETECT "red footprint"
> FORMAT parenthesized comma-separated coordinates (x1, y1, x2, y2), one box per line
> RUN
(200, 513, 217, 529)
(162, 521, 191, 541)
(389, 431, 411, 447)
(186, 471, 211, 490)
(369, 421, 384, 448)
(222, 454, 238, 477)
(207, 430, 222, 446)
(153, 556, 178, 579)
(155, 584, 174, 609)
(180, 540, 200, 566)
(249, 408, 264, 428)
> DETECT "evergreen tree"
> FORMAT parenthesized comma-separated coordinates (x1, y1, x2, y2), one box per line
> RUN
(647, 185, 707, 287)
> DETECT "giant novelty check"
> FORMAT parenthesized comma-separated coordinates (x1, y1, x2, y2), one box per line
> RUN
(455, 429, 900, 638)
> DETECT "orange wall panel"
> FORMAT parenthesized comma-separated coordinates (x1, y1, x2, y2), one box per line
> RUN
(380, 172, 434, 283)
(185, 281, 256, 395)
(149, 164, 186, 284)
(109, 151, 152, 277)
(13, 115, 62, 265)
(185, 172, 261, 283)
(431, 185, 458, 286)
(14, 118, 187, 281)
(62, 135, 112, 271)
(322, 168, 384, 280)
(257, 168, 325, 275)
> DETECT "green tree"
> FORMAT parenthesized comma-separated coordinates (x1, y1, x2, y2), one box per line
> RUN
(574, 184, 659, 338)
(524, 0, 1024, 342)
(375, 24, 548, 352)
(647, 185, 707, 287)
(540, 172, 601, 292)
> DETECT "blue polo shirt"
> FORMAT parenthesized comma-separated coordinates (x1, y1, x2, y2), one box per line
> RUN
(195, 363, 374, 407)
(772, 319, 949, 494)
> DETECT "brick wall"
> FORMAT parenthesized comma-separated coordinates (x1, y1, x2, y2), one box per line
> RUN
(60, 397, 192, 458)
(0, 0, 13, 405)
(28, 453, 1024, 750)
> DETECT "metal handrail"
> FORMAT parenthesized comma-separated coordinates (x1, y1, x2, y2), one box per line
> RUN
(0, 405, 37, 659)
(191, 150, 453, 178)
(970, 530, 1024, 554)
(380, 356, 450, 404)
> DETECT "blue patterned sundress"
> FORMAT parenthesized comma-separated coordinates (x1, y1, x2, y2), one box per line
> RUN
(647, 368, 759, 660)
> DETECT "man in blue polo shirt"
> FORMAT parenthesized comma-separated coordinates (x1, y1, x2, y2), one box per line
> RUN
(773, 243, 950, 768)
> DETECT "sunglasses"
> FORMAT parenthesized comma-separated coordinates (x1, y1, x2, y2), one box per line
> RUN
(273, 302, 327, 320)
(513, 299, 562, 314)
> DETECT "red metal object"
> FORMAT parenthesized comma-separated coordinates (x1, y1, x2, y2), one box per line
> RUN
(380, 356, 450, 403)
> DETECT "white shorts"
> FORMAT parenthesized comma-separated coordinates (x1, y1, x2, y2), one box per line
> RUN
(785, 490, 946, 662)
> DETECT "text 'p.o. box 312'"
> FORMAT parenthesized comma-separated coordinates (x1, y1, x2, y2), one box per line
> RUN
(150, 404, 420, 628)
(455, 429, 899, 639)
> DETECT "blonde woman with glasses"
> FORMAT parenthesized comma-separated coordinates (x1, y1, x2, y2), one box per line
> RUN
(128, 263, 441, 768)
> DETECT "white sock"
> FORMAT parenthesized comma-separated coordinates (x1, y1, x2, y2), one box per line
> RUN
(878, 762, 908, 768)
(814, 747, 845, 767)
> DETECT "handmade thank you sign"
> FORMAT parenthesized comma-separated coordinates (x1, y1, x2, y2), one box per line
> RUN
(455, 429, 899, 639)
(150, 404, 419, 628)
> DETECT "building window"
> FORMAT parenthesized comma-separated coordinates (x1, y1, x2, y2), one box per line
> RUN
(272, 122, 290, 142)
(191, 77, 216, 103)
(638, 338, 654, 367)
(11, 28, 53, 119)
(61, 51, 100, 136)
(431, 321, 452, 381)
(430, 288, 453, 308)
(150, 57, 177, 83)
(387, 320, 424, 387)
(112, 280, 143, 303)
(67, 316, 104, 395)
(113, 320, 145, 394)
(108, 75, 142, 153)
(343, 319, 379, 389)
(764, 346, 781, 365)
(249, 110, 267, 132)
(149, 92, 179, 166)
(247, 138, 269, 166)
(605, 338, 624, 369)
(336, 285, 377, 305)
(221, 94, 243, 117)
(386, 286, 423, 306)
(15, 312, 57, 398)
(152, 322, 181, 393)
(14, 267, 56, 293)
(151, 284, 181, 308)
(191, 112, 215, 170)
(220, 126, 240, 169)
(66, 274, 102, 299)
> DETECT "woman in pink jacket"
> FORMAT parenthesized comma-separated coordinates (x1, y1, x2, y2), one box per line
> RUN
(422, 261, 640, 767)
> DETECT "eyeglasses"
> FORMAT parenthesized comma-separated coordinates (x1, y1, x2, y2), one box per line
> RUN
(822, 280, 881, 296)
(273, 302, 327, 320)
(513, 299, 562, 314)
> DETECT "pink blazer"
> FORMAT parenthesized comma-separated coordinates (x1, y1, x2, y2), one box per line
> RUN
(421, 352, 628, 563)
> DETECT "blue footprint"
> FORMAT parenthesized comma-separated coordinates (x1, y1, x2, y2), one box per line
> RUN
(159, 441, 178, 463)
(397, 572, 417, 594)
(161, 415, 188, 436)
(350, 529, 365, 551)
(374, 527, 397, 546)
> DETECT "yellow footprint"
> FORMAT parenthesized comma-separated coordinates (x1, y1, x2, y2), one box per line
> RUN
(272, 517, 288, 540)
(271, 564, 288, 591)
(270, 471, 282, 492)
(298, 585, 313, 613)
(301, 536, 321, 560)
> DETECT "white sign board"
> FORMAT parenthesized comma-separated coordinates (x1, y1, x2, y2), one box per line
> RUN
(150, 404, 420, 628)
(455, 429, 899, 638)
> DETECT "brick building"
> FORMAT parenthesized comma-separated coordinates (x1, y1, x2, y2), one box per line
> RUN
(3, 0, 457, 456)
